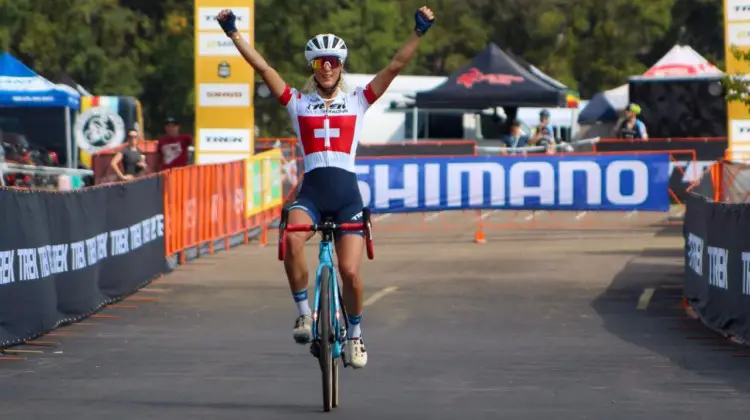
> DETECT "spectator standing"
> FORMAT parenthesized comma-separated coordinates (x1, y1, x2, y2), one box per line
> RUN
(615, 103, 649, 140)
(111, 129, 147, 181)
(530, 109, 556, 143)
(501, 119, 530, 153)
(530, 109, 557, 153)
(157, 116, 193, 171)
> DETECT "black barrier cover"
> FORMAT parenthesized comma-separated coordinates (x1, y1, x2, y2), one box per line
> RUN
(684, 192, 750, 342)
(0, 177, 167, 347)
(595, 139, 726, 202)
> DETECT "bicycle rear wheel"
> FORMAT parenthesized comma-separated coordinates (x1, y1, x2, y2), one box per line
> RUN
(319, 266, 333, 412)
(332, 354, 339, 407)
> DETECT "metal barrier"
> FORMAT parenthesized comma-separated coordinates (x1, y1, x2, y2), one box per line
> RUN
(91, 141, 161, 185)
(477, 137, 600, 155)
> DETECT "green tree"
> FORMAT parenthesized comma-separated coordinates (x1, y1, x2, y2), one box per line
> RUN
(136, 1, 195, 136)
(723, 47, 750, 111)
(409, 0, 490, 75)
(9, 0, 151, 96)
(478, 0, 675, 96)
(0, 0, 728, 138)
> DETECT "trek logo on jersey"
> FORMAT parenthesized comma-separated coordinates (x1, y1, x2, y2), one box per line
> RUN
(305, 102, 349, 114)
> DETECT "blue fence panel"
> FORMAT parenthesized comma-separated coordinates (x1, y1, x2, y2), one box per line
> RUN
(354, 153, 671, 213)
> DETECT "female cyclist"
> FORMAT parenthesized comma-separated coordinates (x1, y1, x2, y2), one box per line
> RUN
(217, 6, 435, 369)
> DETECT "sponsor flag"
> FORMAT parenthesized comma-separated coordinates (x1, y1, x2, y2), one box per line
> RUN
(194, 1, 255, 164)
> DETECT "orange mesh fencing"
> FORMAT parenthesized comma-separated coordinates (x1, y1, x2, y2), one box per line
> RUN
(712, 160, 750, 204)
(162, 155, 283, 264)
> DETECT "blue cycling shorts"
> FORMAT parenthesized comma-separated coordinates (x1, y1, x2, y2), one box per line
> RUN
(288, 167, 364, 238)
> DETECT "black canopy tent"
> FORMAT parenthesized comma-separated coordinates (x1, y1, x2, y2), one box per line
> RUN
(415, 43, 574, 109)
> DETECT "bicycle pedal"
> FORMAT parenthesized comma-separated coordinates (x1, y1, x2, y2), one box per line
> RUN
(310, 341, 320, 358)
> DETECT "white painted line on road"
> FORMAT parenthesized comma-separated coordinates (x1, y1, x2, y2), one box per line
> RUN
(637, 288, 655, 310)
(575, 211, 588, 220)
(363, 286, 398, 307)
(480, 210, 496, 220)
(374, 214, 391, 222)
(523, 211, 546, 221)
(424, 212, 442, 222)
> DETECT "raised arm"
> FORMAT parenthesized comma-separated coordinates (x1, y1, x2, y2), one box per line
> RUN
(217, 9, 287, 99)
(368, 6, 435, 98)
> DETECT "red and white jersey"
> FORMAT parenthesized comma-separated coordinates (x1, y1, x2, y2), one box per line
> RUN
(279, 83, 379, 173)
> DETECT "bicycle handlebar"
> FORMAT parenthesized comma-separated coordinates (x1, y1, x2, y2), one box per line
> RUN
(278, 220, 375, 262)
(285, 222, 366, 233)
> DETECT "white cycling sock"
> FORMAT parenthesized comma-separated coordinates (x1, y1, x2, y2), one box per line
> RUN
(348, 314, 362, 339)
(292, 289, 312, 317)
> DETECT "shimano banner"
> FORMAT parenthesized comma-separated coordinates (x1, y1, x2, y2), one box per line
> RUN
(0, 176, 168, 348)
(355, 153, 671, 212)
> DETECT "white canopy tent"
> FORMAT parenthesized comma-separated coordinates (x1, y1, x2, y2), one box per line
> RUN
(578, 44, 723, 124)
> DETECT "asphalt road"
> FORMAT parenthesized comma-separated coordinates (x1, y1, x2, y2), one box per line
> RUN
(2, 210, 750, 420)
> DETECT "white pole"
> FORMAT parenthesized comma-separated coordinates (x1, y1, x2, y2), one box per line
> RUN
(65, 107, 73, 168)
(412, 106, 418, 142)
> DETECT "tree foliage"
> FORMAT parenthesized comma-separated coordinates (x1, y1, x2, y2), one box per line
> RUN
(0, 0, 726, 136)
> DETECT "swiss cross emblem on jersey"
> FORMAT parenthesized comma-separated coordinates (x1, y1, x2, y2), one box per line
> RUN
(297, 115, 357, 154)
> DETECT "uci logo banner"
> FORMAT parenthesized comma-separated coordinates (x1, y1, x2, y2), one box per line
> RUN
(354, 153, 671, 213)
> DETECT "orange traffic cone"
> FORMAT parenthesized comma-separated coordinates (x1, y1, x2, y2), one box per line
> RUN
(474, 229, 486, 244)
(259, 225, 268, 247)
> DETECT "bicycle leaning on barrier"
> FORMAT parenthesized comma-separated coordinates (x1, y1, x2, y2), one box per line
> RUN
(216, 4, 435, 376)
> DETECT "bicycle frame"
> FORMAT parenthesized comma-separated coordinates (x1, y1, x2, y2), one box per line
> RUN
(278, 209, 375, 354)
(311, 234, 347, 359)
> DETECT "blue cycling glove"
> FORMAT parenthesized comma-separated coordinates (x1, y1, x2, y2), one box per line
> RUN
(414, 10, 434, 37)
(218, 11, 238, 37)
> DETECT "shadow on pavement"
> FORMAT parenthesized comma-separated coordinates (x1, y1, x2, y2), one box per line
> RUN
(590, 225, 750, 394)
(585, 248, 685, 258)
(72, 398, 319, 414)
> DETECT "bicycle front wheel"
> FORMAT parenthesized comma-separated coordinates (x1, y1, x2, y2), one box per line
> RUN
(319, 266, 333, 412)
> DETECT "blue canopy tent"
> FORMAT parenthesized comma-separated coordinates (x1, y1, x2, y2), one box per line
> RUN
(577, 84, 629, 124)
(0, 52, 81, 167)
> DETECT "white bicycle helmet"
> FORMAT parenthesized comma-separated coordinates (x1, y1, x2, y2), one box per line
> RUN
(304, 33, 348, 64)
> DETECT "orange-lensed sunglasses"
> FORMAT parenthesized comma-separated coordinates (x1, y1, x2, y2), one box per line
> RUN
(310, 56, 341, 71)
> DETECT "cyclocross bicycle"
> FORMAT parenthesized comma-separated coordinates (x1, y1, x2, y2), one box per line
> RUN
(277, 207, 375, 412)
